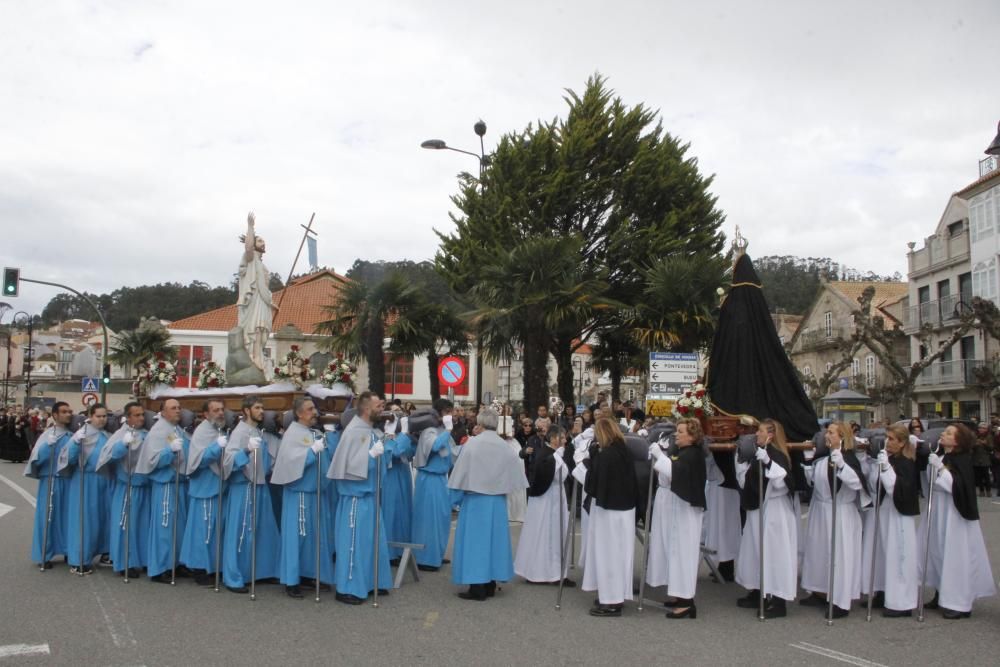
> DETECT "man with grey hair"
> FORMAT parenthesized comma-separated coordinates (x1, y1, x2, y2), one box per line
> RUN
(448, 408, 528, 601)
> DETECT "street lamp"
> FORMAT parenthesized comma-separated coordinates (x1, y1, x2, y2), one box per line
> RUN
(422, 119, 491, 405)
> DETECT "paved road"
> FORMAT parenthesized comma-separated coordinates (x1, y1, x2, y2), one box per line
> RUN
(1, 460, 999, 666)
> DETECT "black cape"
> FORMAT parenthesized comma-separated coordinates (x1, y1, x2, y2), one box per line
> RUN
(881, 455, 919, 517)
(670, 445, 707, 509)
(943, 450, 979, 521)
(706, 254, 819, 441)
(584, 441, 638, 512)
(740, 444, 792, 511)
(527, 446, 557, 497)
(711, 449, 740, 490)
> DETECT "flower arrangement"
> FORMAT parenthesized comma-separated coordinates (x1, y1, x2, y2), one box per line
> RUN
(320, 354, 356, 391)
(672, 382, 713, 419)
(196, 360, 227, 390)
(272, 344, 315, 388)
(137, 356, 177, 392)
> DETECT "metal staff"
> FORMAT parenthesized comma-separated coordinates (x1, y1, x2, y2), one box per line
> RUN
(757, 456, 766, 621)
(39, 431, 59, 572)
(250, 435, 259, 601)
(827, 453, 838, 626)
(866, 466, 882, 622)
(555, 463, 568, 610)
(214, 426, 225, 593)
(170, 440, 181, 586)
(315, 435, 322, 603)
(917, 446, 940, 623)
(556, 477, 578, 610)
(636, 457, 656, 612)
(373, 438, 383, 608)
(78, 425, 88, 577)
(124, 428, 134, 584)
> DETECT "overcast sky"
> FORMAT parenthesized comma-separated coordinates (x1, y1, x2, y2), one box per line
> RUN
(2, 0, 998, 321)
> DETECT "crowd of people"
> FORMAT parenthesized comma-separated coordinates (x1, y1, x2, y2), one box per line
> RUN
(18, 393, 999, 621)
(0, 405, 49, 462)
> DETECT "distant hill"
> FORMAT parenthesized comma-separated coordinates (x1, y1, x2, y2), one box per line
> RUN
(754, 255, 902, 315)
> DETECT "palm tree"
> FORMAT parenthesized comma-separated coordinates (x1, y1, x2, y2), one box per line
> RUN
(108, 317, 174, 378)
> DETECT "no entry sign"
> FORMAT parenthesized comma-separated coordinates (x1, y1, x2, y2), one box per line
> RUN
(437, 356, 467, 388)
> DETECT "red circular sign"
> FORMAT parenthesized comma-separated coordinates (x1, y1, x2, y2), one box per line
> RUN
(82, 392, 98, 407)
(437, 356, 467, 388)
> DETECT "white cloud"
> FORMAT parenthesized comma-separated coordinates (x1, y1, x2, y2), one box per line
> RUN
(1, 0, 998, 317)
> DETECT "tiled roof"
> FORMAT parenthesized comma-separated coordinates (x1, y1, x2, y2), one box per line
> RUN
(956, 165, 1000, 196)
(169, 270, 347, 334)
(828, 281, 908, 309)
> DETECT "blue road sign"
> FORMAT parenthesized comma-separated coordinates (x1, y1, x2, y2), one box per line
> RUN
(81, 377, 99, 393)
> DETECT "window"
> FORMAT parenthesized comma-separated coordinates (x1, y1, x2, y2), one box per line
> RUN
(918, 286, 930, 304)
(959, 272, 972, 302)
(937, 279, 950, 298)
(851, 358, 860, 377)
(947, 220, 964, 237)
(384, 353, 414, 396)
(824, 312, 833, 338)
(970, 190, 996, 243)
(972, 259, 998, 304)
(802, 365, 812, 377)
(865, 356, 876, 387)
(174, 345, 213, 388)
(825, 362, 833, 372)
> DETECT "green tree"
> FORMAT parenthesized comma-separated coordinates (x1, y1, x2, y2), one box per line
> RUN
(107, 317, 175, 378)
(437, 74, 726, 406)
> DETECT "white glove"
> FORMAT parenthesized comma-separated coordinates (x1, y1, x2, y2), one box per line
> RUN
(323, 423, 334, 432)
(369, 440, 385, 458)
(876, 450, 889, 472)
(400, 417, 409, 434)
(573, 444, 590, 464)
(72, 427, 86, 443)
(48, 430, 58, 445)
(443, 415, 454, 431)
(123, 431, 134, 446)
(648, 443, 664, 461)
(928, 452, 944, 471)
(248, 437, 262, 451)
(311, 439, 325, 455)
(169, 439, 183, 453)
(216, 435, 227, 447)
(830, 448, 845, 469)
(755, 447, 771, 465)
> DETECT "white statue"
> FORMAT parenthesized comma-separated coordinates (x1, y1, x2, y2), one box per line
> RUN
(237, 212, 276, 372)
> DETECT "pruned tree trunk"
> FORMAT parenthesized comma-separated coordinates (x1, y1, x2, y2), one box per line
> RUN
(522, 331, 550, 418)
(426, 348, 440, 402)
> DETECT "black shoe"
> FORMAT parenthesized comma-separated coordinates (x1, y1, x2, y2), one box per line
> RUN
(257, 577, 280, 585)
(924, 593, 940, 610)
(718, 560, 735, 582)
(868, 591, 885, 609)
(370, 588, 389, 596)
(118, 568, 140, 579)
(764, 598, 787, 618)
(335, 593, 364, 605)
(97, 555, 113, 568)
(589, 604, 623, 617)
(285, 585, 304, 599)
(882, 608, 912, 618)
(389, 558, 401, 567)
(69, 565, 93, 575)
(417, 564, 440, 572)
(150, 573, 172, 584)
(736, 590, 760, 608)
(485, 581, 497, 597)
(41, 561, 54, 570)
(941, 608, 971, 619)
(830, 605, 849, 619)
(301, 578, 331, 592)
(227, 585, 249, 594)
(559, 578, 576, 588)
(442, 558, 451, 564)
(665, 604, 696, 619)
(175, 565, 194, 578)
(459, 584, 487, 601)
(799, 593, 826, 607)
(194, 573, 215, 586)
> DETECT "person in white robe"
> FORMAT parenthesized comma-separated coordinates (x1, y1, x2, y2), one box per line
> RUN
(702, 449, 741, 582)
(919, 423, 996, 618)
(646, 418, 706, 619)
(514, 425, 570, 585)
(799, 421, 870, 618)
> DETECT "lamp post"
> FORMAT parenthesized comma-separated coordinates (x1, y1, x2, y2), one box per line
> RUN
(422, 119, 490, 406)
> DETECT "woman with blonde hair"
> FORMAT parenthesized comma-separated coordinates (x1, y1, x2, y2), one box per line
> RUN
(578, 417, 638, 617)
(734, 418, 797, 618)
(799, 421, 870, 617)
(863, 424, 920, 617)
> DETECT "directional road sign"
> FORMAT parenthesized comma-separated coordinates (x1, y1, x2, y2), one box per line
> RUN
(648, 352, 698, 387)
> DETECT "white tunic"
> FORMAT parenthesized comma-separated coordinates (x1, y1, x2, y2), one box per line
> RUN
(645, 456, 704, 599)
(800, 456, 865, 610)
(514, 451, 568, 582)
(581, 504, 635, 605)
(735, 459, 799, 600)
(861, 463, 919, 611)
(505, 437, 527, 523)
(702, 453, 741, 563)
(918, 468, 996, 613)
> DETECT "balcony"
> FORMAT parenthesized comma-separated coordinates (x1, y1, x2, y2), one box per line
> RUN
(904, 293, 972, 333)
(907, 232, 970, 276)
(911, 359, 989, 388)
(798, 326, 845, 351)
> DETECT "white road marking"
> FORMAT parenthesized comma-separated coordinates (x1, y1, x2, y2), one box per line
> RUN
(0, 643, 50, 658)
(0, 502, 13, 519)
(0, 472, 36, 508)
(92, 576, 138, 648)
(789, 642, 888, 667)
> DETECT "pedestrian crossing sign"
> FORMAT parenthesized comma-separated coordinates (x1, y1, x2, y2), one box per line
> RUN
(81, 377, 99, 393)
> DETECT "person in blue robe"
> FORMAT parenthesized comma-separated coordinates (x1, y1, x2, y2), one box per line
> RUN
(411, 399, 456, 571)
(180, 399, 227, 585)
(322, 426, 339, 563)
(221, 396, 281, 593)
(328, 392, 393, 604)
(448, 408, 528, 601)
(24, 401, 74, 567)
(273, 397, 334, 599)
(96, 402, 150, 577)
(382, 416, 414, 563)
(61, 403, 112, 574)
(137, 398, 191, 582)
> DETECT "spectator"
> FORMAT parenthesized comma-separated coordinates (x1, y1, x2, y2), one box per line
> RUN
(973, 423, 994, 497)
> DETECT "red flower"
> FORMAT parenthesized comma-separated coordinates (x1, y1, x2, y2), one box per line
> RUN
(158, 361, 166, 369)
(695, 390, 705, 398)
(685, 391, 692, 398)
(291, 345, 300, 352)
(679, 406, 689, 414)
(329, 363, 337, 371)
(209, 378, 219, 387)
(340, 373, 350, 383)
(206, 361, 215, 368)
(694, 408, 704, 417)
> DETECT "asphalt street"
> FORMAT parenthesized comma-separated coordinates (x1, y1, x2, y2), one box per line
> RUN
(1, 460, 999, 666)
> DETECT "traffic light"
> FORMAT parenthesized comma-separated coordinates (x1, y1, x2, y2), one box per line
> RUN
(102, 363, 111, 385)
(2, 267, 19, 296)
